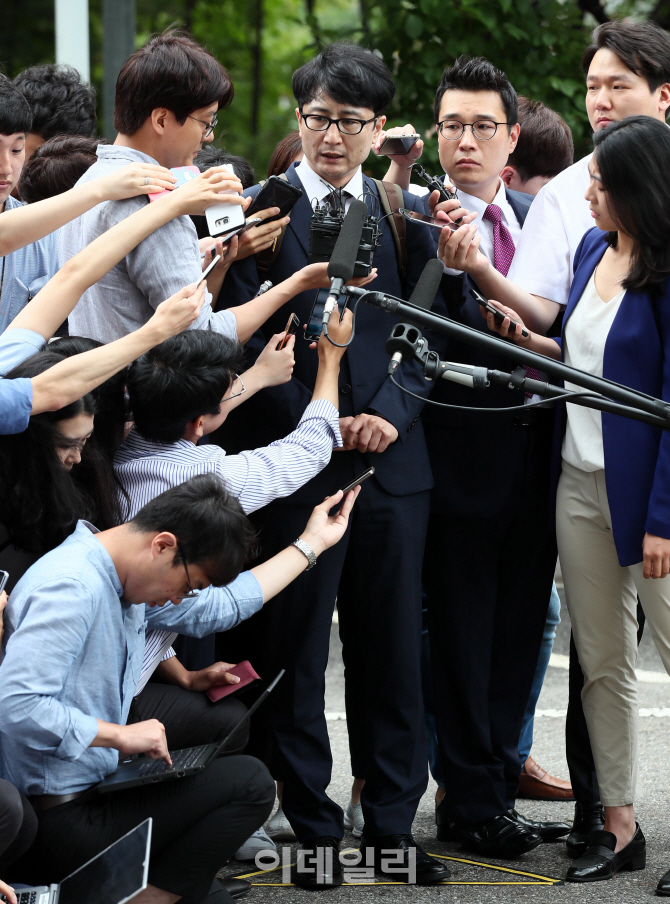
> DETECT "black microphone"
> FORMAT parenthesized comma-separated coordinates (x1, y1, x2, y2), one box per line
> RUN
(322, 199, 368, 327)
(388, 258, 444, 374)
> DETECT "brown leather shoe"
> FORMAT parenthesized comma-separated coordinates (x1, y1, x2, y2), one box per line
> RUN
(518, 756, 574, 801)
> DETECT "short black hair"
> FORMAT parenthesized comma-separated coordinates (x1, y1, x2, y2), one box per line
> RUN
(582, 19, 670, 93)
(13, 64, 97, 142)
(0, 74, 32, 136)
(593, 115, 670, 295)
(127, 330, 245, 444)
(114, 30, 234, 136)
(194, 146, 255, 188)
(18, 135, 101, 203)
(507, 97, 573, 181)
(433, 56, 518, 127)
(130, 473, 256, 588)
(293, 42, 395, 116)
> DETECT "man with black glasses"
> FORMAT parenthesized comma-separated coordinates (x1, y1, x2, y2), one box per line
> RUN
(219, 41, 449, 888)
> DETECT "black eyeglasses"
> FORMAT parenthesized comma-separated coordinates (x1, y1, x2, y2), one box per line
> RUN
(188, 114, 218, 138)
(300, 111, 377, 135)
(175, 543, 200, 600)
(437, 120, 510, 141)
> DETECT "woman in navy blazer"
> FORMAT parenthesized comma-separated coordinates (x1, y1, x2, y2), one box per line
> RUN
(484, 116, 670, 889)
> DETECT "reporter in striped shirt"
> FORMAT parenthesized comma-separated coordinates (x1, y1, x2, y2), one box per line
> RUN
(116, 311, 352, 706)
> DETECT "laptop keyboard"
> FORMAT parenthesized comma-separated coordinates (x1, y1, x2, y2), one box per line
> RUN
(2, 893, 46, 904)
(137, 745, 210, 776)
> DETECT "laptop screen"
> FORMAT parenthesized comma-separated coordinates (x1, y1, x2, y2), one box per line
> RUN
(58, 819, 151, 904)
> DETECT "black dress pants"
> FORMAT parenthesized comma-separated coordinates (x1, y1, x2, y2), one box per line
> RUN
(0, 779, 37, 876)
(130, 681, 249, 753)
(17, 757, 274, 904)
(423, 419, 557, 826)
(219, 464, 430, 842)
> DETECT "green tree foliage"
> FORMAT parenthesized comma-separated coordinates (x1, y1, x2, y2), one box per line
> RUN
(2, 0, 664, 178)
(363, 0, 593, 175)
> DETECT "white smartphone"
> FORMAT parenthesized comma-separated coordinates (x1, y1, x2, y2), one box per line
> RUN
(197, 254, 221, 286)
(205, 162, 247, 237)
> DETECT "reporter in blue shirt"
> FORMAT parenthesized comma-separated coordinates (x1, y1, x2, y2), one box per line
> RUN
(481, 116, 670, 890)
(0, 473, 358, 903)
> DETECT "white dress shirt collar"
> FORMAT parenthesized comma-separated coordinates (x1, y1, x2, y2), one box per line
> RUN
(454, 178, 518, 238)
(295, 157, 364, 208)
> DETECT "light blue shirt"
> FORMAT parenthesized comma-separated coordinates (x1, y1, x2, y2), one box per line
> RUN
(60, 145, 238, 343)
(0, 196, 59, 334)
(0, 521, 263, 795)
(0, 327, 45, 434)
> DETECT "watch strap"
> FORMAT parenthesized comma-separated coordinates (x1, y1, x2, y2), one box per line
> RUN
(291, 538, 317, 571)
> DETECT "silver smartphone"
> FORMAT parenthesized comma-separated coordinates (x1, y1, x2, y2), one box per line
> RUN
(399, 209, 460, 232)
(0, 571, 8, 593)
(196, 254, 221, 286)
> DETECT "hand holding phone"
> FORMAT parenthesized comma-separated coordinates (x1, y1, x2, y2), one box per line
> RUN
(328, 468, 375, 515)
(277, 313, 300, 350)
(400, 208, 461, 232)
(469, 288, 529, 339)
(377, 134, 420, 156)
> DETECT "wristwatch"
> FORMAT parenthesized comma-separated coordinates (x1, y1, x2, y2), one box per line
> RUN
(291, 538, 317, 571)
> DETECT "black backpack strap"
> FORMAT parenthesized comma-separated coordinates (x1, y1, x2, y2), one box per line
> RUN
(372, 178, 408, 289)
(256, 174, 290, 279)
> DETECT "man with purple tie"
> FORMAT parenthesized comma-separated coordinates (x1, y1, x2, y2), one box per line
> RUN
(415, 57, 566, 858)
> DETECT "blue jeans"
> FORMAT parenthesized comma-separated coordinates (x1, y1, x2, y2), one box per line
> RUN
(423, 583, 561, 789)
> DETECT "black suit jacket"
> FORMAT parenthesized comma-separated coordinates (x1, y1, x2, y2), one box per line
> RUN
(422, 188, 541, 517)
(218, 163, 445, 500)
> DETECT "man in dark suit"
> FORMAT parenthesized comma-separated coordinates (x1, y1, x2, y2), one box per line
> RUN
(218, 43, 449, 887)
(421, 58, 570, 858)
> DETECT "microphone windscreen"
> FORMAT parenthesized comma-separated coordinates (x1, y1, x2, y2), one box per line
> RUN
(327, 199, 368, 282)
(407, 258, 443, 311)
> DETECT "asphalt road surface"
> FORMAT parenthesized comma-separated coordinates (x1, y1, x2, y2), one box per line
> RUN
(224, 586, 670, 902)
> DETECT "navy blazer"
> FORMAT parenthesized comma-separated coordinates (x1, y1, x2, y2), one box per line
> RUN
(218, 162, 445, 499)
(554, 227, 670, 566)
(422, 188, 538, 518)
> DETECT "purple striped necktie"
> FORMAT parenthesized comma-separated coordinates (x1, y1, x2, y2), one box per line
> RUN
(483, 202, 542, 390)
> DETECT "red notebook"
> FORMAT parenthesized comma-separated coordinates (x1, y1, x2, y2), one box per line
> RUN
(206, 661, 261, 703)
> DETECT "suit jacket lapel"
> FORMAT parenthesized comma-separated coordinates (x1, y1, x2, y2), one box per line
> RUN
(285, 163, 313, 258)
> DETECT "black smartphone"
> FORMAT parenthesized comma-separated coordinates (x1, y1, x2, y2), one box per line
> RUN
(469, 287, 529, 339)
(339, 467, 375, 496)
(246, 176, 303, 224)
(399, 209, 460, 232)
(304, 288, 347, 341)
(277, 313, 300, 349)
(329, 468, 375, 515)
(377, 134, 420, 156)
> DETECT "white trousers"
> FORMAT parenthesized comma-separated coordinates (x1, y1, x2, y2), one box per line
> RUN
(556, 460, 670, 806)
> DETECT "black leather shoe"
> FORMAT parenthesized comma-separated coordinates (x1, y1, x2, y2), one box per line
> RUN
(656, 868, 670, 896)
(359, 833, 451, 884)
(509, 808, 571, 843)
(291, 836, 343, 889)
(459, 813, 543, 859)
(435, 798, 458, 842)
(203, 877, 251, 901)
(566, 801, 605, 859)
(566, 825, 646, 882)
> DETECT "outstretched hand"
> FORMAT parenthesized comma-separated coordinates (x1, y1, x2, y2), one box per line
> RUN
(299, 486, 361, 556)
(149, 282, 206, 340)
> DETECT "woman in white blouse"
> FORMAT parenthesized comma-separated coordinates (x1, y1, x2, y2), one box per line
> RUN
(447, 115, 670, 889)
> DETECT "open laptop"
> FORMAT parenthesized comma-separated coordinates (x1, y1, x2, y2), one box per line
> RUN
(97, 669, 284, 794)
(3, 818, 152, 904)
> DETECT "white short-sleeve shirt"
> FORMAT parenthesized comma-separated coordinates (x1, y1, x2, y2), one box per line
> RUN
(507, 154, 593, 308)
